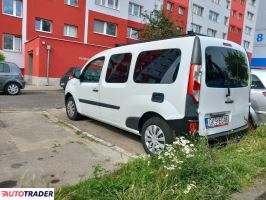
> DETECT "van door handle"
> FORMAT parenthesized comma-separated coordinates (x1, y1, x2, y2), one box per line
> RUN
(225, 99, 234, 104)
(92, 88, 99, 92)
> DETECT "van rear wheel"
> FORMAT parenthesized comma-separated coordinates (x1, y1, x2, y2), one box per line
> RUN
(141, 117, 174, 155)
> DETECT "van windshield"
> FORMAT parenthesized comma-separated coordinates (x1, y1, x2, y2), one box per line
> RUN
(205, 47, 249, 88)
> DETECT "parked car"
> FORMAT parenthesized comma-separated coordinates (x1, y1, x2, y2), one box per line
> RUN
(250, 69, 266, 125)
(64, 36, 250, 154)
(0, 61, 25, 95)
(60, 67, 82, 89)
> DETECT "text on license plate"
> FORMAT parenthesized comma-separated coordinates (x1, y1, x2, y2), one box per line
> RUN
(205, 115, 229, 128)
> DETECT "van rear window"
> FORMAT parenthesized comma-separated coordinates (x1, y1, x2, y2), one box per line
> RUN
(134, 49, 181, 84)
(205, 47, 249, 88)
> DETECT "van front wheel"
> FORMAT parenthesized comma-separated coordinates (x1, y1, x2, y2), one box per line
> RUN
(141, 117, 174, 155)
(66, 96, 81, 120)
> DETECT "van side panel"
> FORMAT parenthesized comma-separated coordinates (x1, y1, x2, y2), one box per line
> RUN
(98, 37, 195, 134)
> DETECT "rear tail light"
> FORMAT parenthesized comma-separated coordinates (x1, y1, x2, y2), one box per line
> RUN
(188, 64, 202, 104)
(263, 92, 266, 97)
(19, 72, 24, 78)
(189, 121, 199, 135)
(69, 74, 74, 80)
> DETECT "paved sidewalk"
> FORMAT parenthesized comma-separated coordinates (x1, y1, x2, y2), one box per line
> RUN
(0, 111, 129, 188)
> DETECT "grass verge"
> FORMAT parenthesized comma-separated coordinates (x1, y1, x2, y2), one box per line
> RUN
(56, 127, 266, 200)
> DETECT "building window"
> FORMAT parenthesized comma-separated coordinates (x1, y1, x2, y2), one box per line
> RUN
(250, 0, 256, 6)
(236, 28, 241, 34)
(95, 0, 119, 10)
(224, 16, 229, 26)
(166, 2, 173, 11)
(247, 11, 254, 20)
(222, 33, 227, 39)
(176, 26, 183, 33)
(3, 34, 21, 52)
(106, 53, 132, 83)
(245, 26, 252, 35)
(238, 13, 243, 20)
(243, 40, 250, 49)
(191, 23, 202, 34)
(2, 0, 22, 17)
(192, 4, 203, 16)
(129, 2, 142, 17)
(64, 25, 78, 37)
(178, 6, 185, 15)
(207, 28, 217, 37)
(226, 0, 231, 9)
(209, 10, 219, 22)
(127, 27, 139, 40)
(64, 0, 78, 7)
(35, 18, 52, 33)
(230, 26, 235, 32)
(232, 10, 237, 17)
(240, 0, 245, 5)
(212, 0, 220, 4)
(94, 20, 117, 36)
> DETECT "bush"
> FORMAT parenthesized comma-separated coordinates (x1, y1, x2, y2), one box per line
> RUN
(0, 52, 5, 61)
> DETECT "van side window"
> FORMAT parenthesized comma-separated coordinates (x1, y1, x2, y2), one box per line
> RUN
(251, 74, 265, 89)
(81, 57, 105, 83)
(106, 53, 132, 83)
(134, 49, 181, 84)
(0, 63, 10, 73)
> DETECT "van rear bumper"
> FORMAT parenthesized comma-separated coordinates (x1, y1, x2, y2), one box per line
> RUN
(206, 124, 248, 140)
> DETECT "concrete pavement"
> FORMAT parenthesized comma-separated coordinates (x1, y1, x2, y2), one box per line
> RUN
(0, 111, 129, 188)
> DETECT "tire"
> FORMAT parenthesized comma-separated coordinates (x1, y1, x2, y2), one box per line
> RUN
(141, 117, 174, 155)
(66, 96, 81, 120)
(5, 82, 20, 95)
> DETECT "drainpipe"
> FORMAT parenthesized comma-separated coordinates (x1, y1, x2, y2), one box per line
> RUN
(46, 45, 51, 86)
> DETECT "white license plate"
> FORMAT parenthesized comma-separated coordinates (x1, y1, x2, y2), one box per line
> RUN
(205, 115, 229, 128)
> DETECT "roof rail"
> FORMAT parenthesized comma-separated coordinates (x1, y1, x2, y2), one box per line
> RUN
(115, 31, 208, 47)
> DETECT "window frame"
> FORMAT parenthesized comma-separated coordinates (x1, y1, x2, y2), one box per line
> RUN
(129, 2, 142, 17)
(2, 0, 22, 17)
(166, 2, 173, 11)
(178, 6, 185, 15)
(0, 63, 11, 73)
(3, 34, 21, 52)
(94, 20, 117, 37)
(191, 23, 202, 34)
(127, 27, 139, 40)
(80, 57, 105, 83)
(209, 10, 219, 22)
(35, 18, 52, 33)
(105, 53, 132, 83)
(192, 4, 203, 16)
(95, 0, 119, 10)
(207, 28, 217, 37)
(64, 24, 78, 38)
(64, 0, 78, 7)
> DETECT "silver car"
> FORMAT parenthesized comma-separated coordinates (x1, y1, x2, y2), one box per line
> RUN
(250, 69, 266, 125)
(0, 61, 25, 95)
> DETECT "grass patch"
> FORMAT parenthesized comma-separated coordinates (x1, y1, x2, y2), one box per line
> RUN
(56, 127, 266, 200)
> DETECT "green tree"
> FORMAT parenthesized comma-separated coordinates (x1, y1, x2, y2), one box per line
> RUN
(0, 52, 5, 61)
(139, 10, 181, 41)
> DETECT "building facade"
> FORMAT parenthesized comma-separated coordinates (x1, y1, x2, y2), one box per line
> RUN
(0, 0, 258, 85)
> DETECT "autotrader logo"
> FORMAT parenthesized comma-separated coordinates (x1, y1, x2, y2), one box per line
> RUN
(0, 188, 54, 200)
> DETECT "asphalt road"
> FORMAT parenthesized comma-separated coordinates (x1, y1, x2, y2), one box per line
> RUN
(0, 89, 65, 111)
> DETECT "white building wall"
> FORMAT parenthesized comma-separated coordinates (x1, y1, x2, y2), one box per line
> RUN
(241, 0, 258, 53)
(0, 51, 24, 69)
(187, 0, 230, 39)
(252, 0, 266, 59)
(88, 0, 163, 23)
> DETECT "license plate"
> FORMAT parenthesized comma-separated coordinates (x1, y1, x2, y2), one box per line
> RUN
(60, 83, 65, 86)
(205, 115, 229, 128)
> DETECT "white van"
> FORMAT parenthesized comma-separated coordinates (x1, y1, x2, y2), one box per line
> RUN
(65, 36, 250, 154)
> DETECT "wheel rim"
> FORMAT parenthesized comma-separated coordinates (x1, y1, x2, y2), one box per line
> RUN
(67, 99, 76, 117)
(7, 84, 19, 94)
(145, 125, 166, 154)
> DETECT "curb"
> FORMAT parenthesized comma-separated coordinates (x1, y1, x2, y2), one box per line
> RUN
(42, 111, 139, 159)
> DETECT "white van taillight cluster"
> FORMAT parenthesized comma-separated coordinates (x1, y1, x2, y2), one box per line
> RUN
(188, 64, 202, 104)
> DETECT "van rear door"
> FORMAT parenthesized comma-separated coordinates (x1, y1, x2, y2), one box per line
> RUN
(198, 40, 250, 137)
